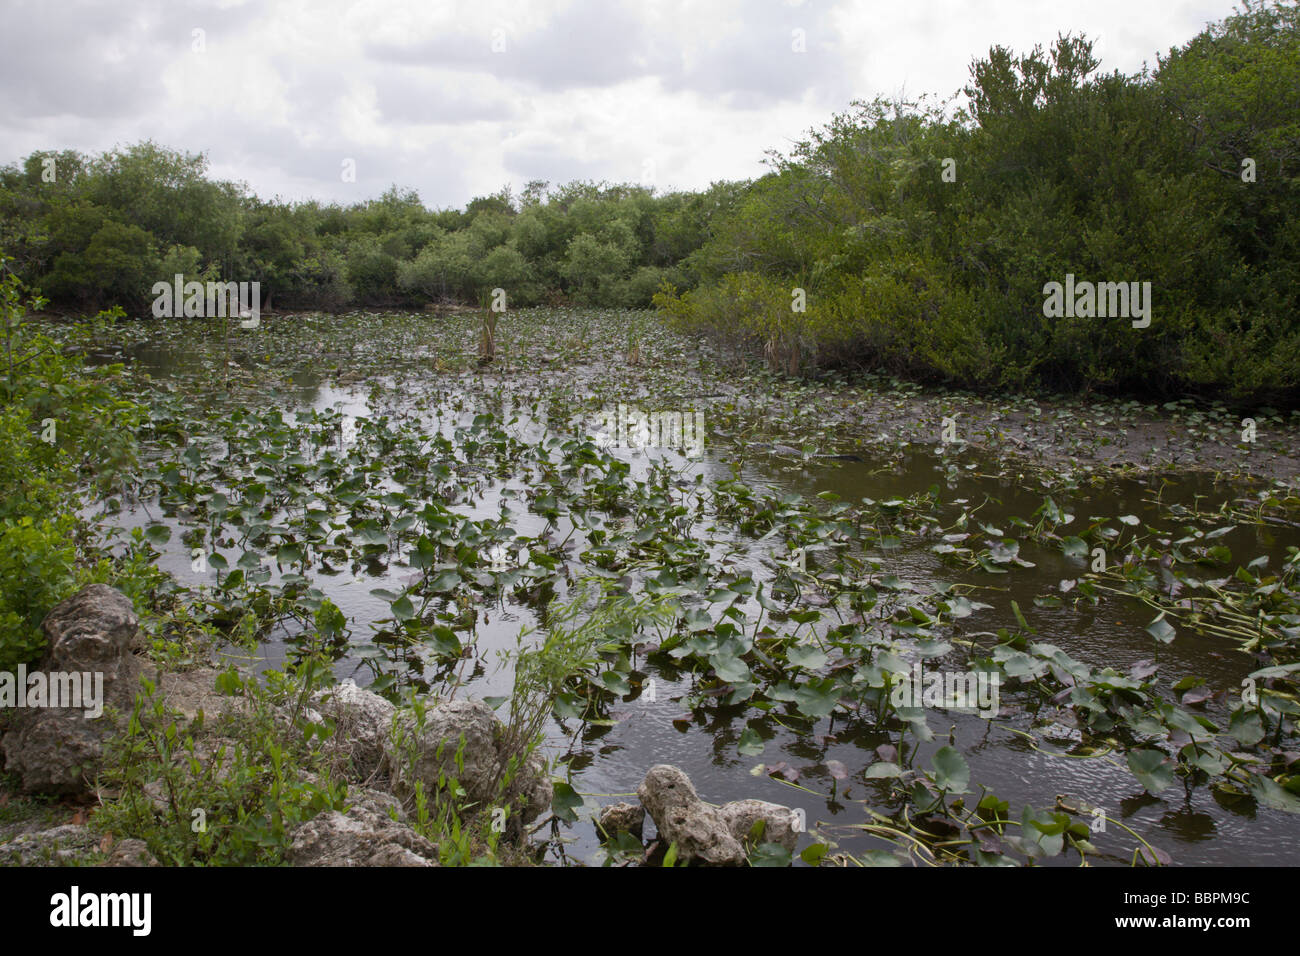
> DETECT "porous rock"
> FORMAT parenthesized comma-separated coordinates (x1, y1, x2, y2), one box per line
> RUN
(286, 787, 436, 867)
(637, 764, 745, 865)
(637, 764, 802, 865)
(0, 824, 98, 866)
(310, 678, 396, 782)
(719, 799, 801, 852)
(381, 697, 552, 830)
(105, 838, 158, 867)
(596, 801, 645, 841)
(1, 585, 143, 795)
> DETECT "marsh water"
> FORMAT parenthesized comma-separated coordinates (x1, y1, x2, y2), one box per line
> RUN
(77, 310, 1300, 866)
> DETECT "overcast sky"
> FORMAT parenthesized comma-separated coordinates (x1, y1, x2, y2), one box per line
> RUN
(1, 0, 1234, 210)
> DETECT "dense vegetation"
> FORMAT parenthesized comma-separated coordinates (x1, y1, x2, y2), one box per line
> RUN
(0, 1, 1296, 405)
(0, 270, 153, 671)
(659, 1, 1300, 401)
(0, 145, 741, 314)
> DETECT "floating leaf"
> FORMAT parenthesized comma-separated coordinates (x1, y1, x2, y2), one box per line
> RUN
(551, 781, 583, 823)
(390, 595, 415, 621)
(800, 842, 830, 866)
(1061, 536, 1088, 558)
(1146, 614, 1176, 644)
(144, 524, 172, 544)
(788, 644, 828, 669)
(1227, 709, 1265, 747)
(711, 652, 752, 684)
(931, 746, 970, 793)
(428, 569, 460, 592)
(1128, 749, 1174, 794)
(1137, 845, 1172, 866)
(865, 761, 901, 779)
(793, 678, 840, 719)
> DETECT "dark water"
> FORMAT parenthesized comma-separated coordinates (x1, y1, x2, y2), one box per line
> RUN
(86, 334, 1300, 866)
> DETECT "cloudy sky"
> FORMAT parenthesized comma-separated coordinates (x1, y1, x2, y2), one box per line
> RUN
(2, 0, 1233, 210)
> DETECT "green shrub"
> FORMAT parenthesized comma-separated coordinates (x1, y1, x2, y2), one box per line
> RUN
(653, 4, 1300, 402)
(97, 658, 348, 866)
(0, 260, 148, 668)
(0, 515, 80, 669)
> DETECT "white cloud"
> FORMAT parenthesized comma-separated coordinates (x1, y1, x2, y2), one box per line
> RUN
(0, 0, 1236, 208)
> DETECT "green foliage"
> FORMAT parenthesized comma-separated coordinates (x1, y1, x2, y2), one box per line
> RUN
(386, 696, 505, 865)
(44, 220, 158, 311)
(0, 516, 79, 669)
(0, 147, 734, 314)
(657, 2, 1300, 403)
(344, 234, 402, 304)
(96, 663, 349, 866)
(0, 258, 147, 669)
(0, 406, 68, 524)
(562, 233, 633, 304)
(1, 5, 1295, 402)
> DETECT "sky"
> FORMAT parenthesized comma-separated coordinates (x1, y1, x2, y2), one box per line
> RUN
(0, 0, 1237, 210)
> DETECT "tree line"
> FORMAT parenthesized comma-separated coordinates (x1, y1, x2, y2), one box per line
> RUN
(0, 146, 745, 314)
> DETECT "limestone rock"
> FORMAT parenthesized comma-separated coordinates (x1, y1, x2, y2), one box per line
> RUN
(1, 585, 142, 795)
(636, 764, 802, 865)
(637, 765, 745, 865)
(310, 679, 396, 782)
(286, 788, 436, 866)
(150, 666, 244, 727)
(719, 799, 801, 852)
(105, 838, 158, 867)
(0, 826, 156, 866)
(0, 824, 99, 865)
(381, 697, 552, 832)
(637, 764, 701, 814)
(517, 749, 553, 827)
(596, 801, 645, 841)
(654, 802, 746, 865)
